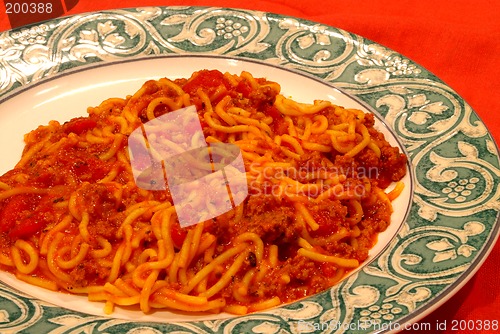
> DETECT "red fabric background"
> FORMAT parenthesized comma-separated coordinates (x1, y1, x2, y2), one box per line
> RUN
(1, 0, 499, 332)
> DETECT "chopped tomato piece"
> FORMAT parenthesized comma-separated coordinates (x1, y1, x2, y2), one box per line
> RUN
(310, 211, 340, 237)
(171, 220, 188, 249)
(182, 70, 228, 95)
(264, 105, 287, 135)
(0, 194, 48, 239)
(9, 216, 47, 239)
(235, 80, 252, 98)
(64, 117, 97, 135)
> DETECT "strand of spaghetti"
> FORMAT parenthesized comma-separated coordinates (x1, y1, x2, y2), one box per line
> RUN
(223, 304, 248, 315)
(131, 225, 153, 248)
(78, 212, 90, 242)
(367, 140, 381, 157)
(122, 85, 149, 122)
(294, 202, 319, 231)
(11, 240, 39, 274)
(338, 133, 358, 143)
(280, 134, 304, 155)
(298, 248, 359, 268)
(202, 250, 248, 298)
(211, 84, 229, 103)
(158, 77, 185, 96)
(150, 296, 225, 312)
(330, 135, 354, 154)
(327, 228, 351, 242)
(104, 282, 128, 297)
(0, 187, 48, 201)
(280, 146, 301, 160)
(347, 119, 356, 136)
(98, 165, 121, 183)
(68, 191, 81, 220)
(40, 215, 72, 255)
(107, 244, 125, 282)
(298, 237, 314, 250)
(248, 297, 281, 312)
(275, 95, 331, 116)
(283, 117, 298, 137)
(56, 242, 90, 269)
(387, 181, 405, 201)
(99, 134, 124, 161)
(178, 267, 188, 286)
(132, 240, 172, 294)
(71, 234, 84, 260)
(196, 89, 214, 114)
(223, 72, 239, 86)
(374, 187, 393, 213)
(227, 106, 252, 117)
(310, 115, 329, 134)
(16, 272, 58, 291)
(299, 117, 312, 140)
(124, 200, 161, 215)
(110, 294, 141, 306)
(188, 222, 204, 265)
(195, 275, 208, 294)
(204, 112, 262, 137)
(146, 97, 181, 121)
(280, 273, 291, 284)
(234, 268, 256, 299)
(345, 124, 371, 157)
(93, 97, 127, 114)
(0, 181, 10, 190)
(180, 92, 191, 107)
(46, 233, 72, 282)
(138, 248, 158, 265)
(346, 199, 363, 225)
(178, 229, 194, 269)
(156, 287, 208, 306)
(231, 113, 273, 135)
(140, 268, 160, 312)
(302, 141, 332, 152)
(239, 71, 258, 89)
(111, 115, 130, 134)
(117, 206, 149, 237)
(86, 132, 112, 144)
(114, 278, 140, 296)
(214, 95, 237, 125)
(351, 225, 361, 238)
(120, 224, 134, 265)
(328, 267, 346, 285)
(90, 236, 113, 258)
(269, 245, 279, 267)
(181, 243, 247, 294)
(88, 290, 110, 301)
(233, 232, 264, 263)
(168, 253, 181, 284)
(196, 233, 217, 256)
(328, 123, 349, 131)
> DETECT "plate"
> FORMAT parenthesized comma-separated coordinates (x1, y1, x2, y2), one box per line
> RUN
(0, 6, 498, 333)
(0, 54, 414, 324)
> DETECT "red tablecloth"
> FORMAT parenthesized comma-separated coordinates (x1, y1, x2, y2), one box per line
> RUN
(1, 0, 499, 332)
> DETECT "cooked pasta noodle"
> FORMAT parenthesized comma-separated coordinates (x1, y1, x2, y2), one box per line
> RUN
(0, 70, 407, 315)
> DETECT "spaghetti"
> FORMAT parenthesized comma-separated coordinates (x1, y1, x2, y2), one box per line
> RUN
(0, 70, 407, 315)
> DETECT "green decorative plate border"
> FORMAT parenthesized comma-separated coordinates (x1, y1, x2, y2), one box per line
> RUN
(0, 6, 499, 333)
